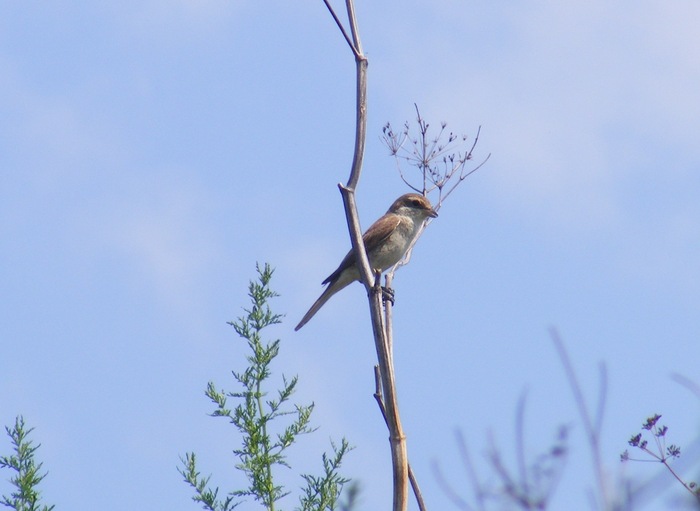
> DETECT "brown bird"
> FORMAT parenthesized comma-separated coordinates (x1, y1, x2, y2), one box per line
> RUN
(295, 193, 438, 331)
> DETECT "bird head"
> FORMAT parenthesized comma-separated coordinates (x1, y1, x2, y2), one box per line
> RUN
(388, 193, 438, 220)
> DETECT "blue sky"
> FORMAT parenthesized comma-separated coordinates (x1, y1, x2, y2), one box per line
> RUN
(2, 1, 699, 510)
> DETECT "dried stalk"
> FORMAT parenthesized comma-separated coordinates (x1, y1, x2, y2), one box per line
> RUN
(323, 1, 409, 510)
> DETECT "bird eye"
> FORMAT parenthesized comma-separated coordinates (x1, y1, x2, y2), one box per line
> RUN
(412, 199, 421, 206)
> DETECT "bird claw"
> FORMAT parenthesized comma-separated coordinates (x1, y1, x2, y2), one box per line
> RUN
(381, 286, 395, 305)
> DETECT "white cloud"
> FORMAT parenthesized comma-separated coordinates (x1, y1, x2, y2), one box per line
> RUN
(104, 177, 224, 313)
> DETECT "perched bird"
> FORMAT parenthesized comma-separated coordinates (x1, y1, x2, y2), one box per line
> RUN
(295, 193, 438, 331)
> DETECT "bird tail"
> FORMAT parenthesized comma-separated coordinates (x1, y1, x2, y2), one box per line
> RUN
(295, 275, 354, 331)
(294, 285, 336, 331)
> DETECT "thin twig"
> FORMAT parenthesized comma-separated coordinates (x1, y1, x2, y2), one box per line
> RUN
(441, 152, 491, 203)
(321, 0, 360, 59)
(515, 390, 529, 499)
(594, 363, 607, 442)
(671, 373, 700, 401)
(550, 328, 609, 508)
(432, 459, 475, 511)
(487, 432, 536, 509)
(454, 430, 488, 511)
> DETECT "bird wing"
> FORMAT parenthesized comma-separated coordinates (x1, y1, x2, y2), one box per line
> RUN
(322, 213, 401, 285)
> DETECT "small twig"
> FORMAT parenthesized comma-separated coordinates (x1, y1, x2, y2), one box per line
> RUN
(594, 363, 608, 441)
(515, 391, 529, 499)
(382, 105, 488, 273)
(454, 430, 488, 511)
(550, 328, 609, 508)
(322, 0, 361, 59)
(432, 460, 475, 511)
(384, 273, 394, 361)
(441, 152, 491, 203)
(624, 415, 700, 501)
(671, 373, 700, 401)
(487, 432, 537, 509)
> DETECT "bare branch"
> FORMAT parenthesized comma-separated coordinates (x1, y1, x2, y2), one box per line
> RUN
(373, 365, 427, 511)
(325, 3, 409, 510)
(381, 104, 488, 276)
(321, 0, 361, 59)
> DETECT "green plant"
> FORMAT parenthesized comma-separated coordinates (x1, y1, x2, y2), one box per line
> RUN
(0, 416, 54, 511)
(179, 263, 352, 511)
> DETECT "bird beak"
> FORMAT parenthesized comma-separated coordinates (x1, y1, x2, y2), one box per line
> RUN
(428, 208, 438, 218)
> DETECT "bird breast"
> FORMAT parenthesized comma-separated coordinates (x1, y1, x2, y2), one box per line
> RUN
(368, 215, 417, 271)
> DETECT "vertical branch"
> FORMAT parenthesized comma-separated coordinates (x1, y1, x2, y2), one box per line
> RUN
(323, 1, 409, 510)
(377, 271, 409, 511)
(374, 363, 427, 511)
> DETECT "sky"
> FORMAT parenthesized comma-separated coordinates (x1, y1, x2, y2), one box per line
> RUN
(1, 1, 699, 510)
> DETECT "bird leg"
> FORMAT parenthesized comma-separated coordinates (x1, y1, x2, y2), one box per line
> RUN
(369, 269, 395, 305)
(381, 286, 395, 305)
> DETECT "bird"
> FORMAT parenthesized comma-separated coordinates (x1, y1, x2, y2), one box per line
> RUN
(295, 193, 438, 331)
